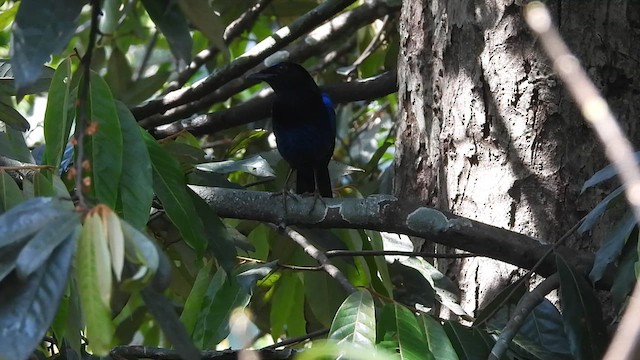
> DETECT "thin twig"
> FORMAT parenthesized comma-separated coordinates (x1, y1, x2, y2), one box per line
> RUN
(325, 249, 478, 259)
(73, 0, 101, 209)
(131, 0, 357, 120)
(136, 29, 158, 80)
(164, 0, 274, 92)
(260, 328, 329, 350)
(271, 224, 357, 294)
(152, 70, 398, 138)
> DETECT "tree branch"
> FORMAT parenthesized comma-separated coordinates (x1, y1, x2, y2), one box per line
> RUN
(131, 0, 357, 120)
(164, 0, 273, 92)
(275, 224, 357, 294)
(191, 187, 607, 287)
(141, 0, 398, 130)
(489, 274, 560, 360)
(152, 70, 397, 137)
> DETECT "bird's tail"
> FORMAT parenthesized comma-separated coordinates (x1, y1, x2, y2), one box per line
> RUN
(296, 166, 332, 198)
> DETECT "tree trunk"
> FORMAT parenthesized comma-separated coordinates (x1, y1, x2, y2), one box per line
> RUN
(395, 0, 640, 316)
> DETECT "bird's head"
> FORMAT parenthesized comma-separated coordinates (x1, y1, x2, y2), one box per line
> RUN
(248, 62, 318, 93)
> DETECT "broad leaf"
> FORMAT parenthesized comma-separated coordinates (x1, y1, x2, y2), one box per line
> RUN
(104, 47, 132, 100)
(418, 314, 458, 360)
(196, 156, 276, 178)
(76, 212, 114, 355)
(0, 97, 29, 131)
(271, 272, 306, 339)
(395, 304, 433, 360)
(43, 58, 74, 173)
(120, 219, 160, 283)
(192, 269, 251, 348)
(115, 103, 153, 229)
(581, 151, 640, 193)
(556, 255, 607, 360)
(144, 132, 207, 254)
(589, 211, 636, 284)
(578, 186, 625, 234)
(304, 271, 346, 328)
(518, 298, 571, 357)
(141, 0, 192, 64)
(141, 287, 201, 360)
(0, 197, 69, 249)
(10, 0, 85, 92)
(85, 72, 123, 208)
(297, 341, 397, 360)
(0, 169, 23, 213)
(0, 59, 55, 95)
(443, 321, 492, 360)
(16, 212, 80, 279)
(0, 235, 76, 360)
(188, 189, 237, 270)
(181, 261, 214, 335)
(328, 289, 376, 348)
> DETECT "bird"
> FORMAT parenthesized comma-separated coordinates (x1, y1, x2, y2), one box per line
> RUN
(249, 62, 336, 197)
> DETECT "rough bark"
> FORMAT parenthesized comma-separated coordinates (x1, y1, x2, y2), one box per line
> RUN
(396, 0, 640, 316)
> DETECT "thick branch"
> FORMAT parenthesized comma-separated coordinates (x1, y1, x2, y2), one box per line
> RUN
(131, 0, 357, 120)
(152, 70, 397, 137)
(192, 187, 606, 286)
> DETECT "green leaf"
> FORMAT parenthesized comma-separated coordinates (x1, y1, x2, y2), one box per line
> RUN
(76, 213, 114, 355)
(556, 255, 607, 360)
(0, 197, 69, 249)
(580, 151, 640, 193)
(43, 58, 74, 173)
(115, 103, 153, 229)
(105, 47, 132, 100)
(10, 0, 84, 93)
(394, 305, 434, 360)
(188, 189, 237, 271)
(589, 211, 636, 284)
(612, 236, 638, 308)
(192, 267, 227, 347)
(297, 340, 397, 360)
(33, 171, 54, 196)
(304, 271, 346, 328)
(178, 0, 226, 54)
(0, 59, 55, 96)
(442, 321, 491, 360)
(119, 70, 170, 106)
(181, 261, 214, 335)
(0, 169, 23, 213)
(0, 97, 29, 131)
(196, 156, 276, 178)
(328, 289, 376, 348)
(193, 269, 251, 348)
(85, 72, 123, 208)
(16, 213, 80, 279)
(141, 287, 201, 360)
(120, 219, 160, 281)
(144, 131, 207, 254)
(518, 298, 571, 357)
(578, 186, 624, 234)
(141, 0, 193, 64)
(4, 125, 33, 162)
(225, 130, 269, 158)
(99, 0, 121, 35)
(0, 2, 18, 30)
(418, 314, 458, 360)
(271, 272, 306, 339)
(0, 234, 76, 360)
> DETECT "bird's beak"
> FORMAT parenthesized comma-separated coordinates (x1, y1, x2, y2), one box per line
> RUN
(248, 68, 276, 81)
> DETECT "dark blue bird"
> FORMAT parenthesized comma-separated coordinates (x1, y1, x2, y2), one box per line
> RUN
(250, 62, 336, 197)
